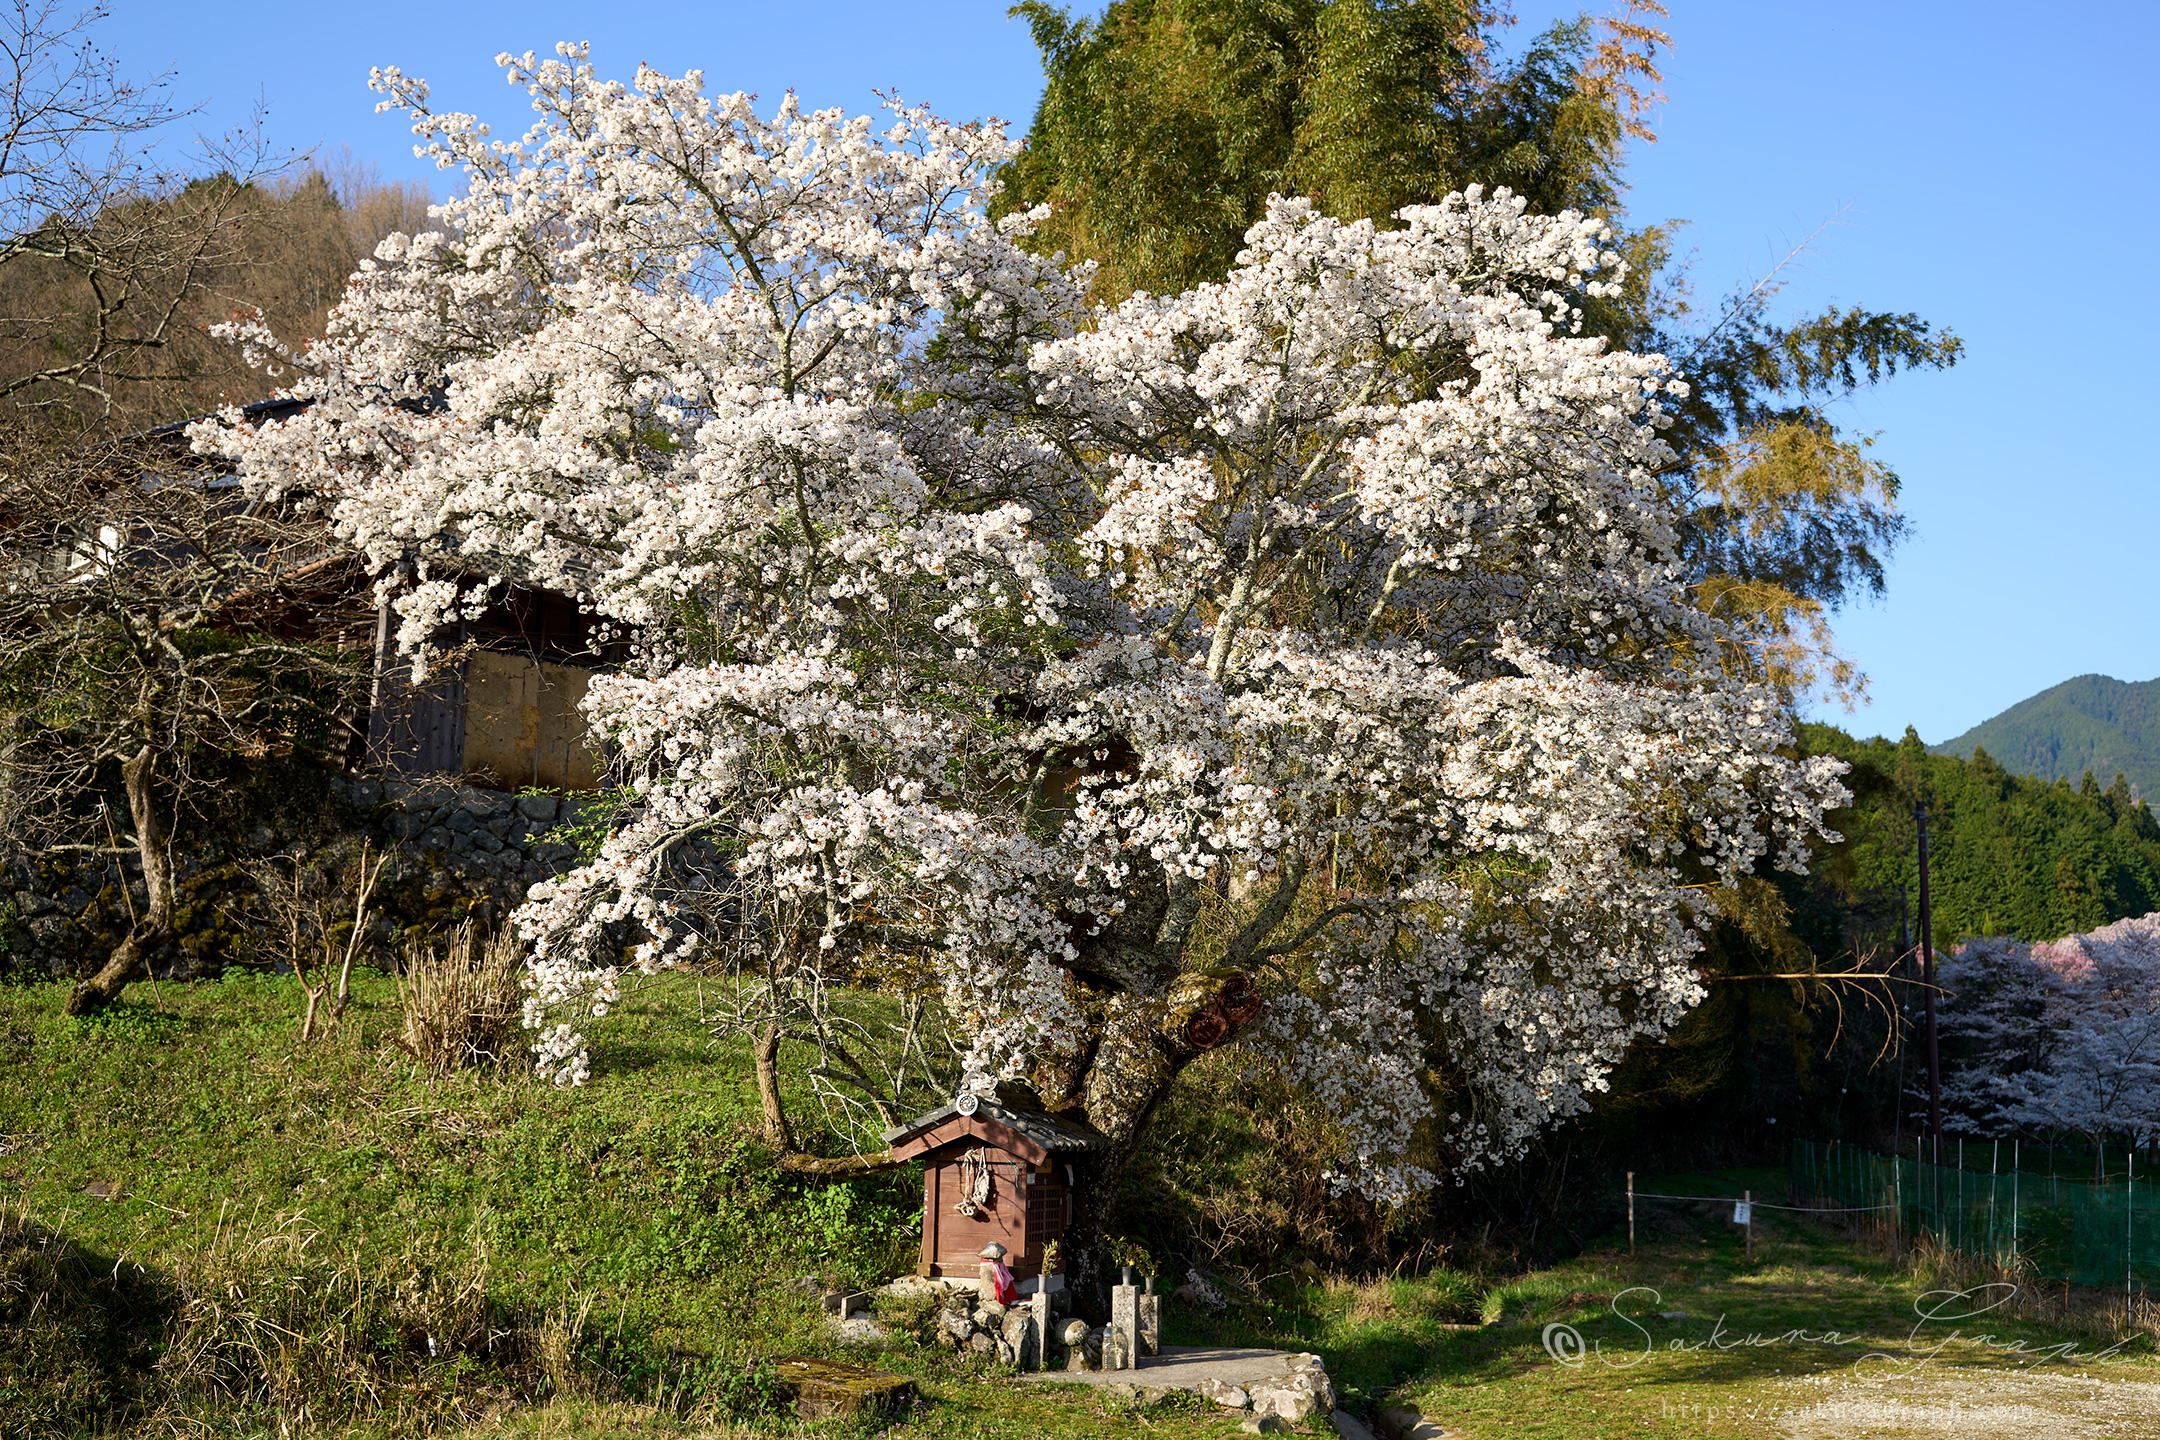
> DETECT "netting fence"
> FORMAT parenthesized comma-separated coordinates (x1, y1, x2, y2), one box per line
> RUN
(1789, 1138, 2160, 1290)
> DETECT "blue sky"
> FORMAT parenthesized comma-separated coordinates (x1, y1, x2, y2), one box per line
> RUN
(109, 1, 2156, 744)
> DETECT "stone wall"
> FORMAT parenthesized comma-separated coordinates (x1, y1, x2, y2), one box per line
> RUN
(0, 772, 595, 982)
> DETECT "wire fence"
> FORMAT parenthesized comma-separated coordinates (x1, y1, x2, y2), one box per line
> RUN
(1789, 1138, 2160, 1290)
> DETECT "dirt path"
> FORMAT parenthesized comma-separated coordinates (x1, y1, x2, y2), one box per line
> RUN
(1770, 1365, 2160, 1438)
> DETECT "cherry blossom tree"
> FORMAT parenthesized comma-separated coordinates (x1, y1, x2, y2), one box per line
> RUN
(1934, 935, 2067, 1135)
(194, 46, 1846, 1246)
(1938, 917, 2160, 1166)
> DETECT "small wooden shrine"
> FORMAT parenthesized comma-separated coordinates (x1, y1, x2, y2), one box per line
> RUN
(884, 1092, 1107, 1289)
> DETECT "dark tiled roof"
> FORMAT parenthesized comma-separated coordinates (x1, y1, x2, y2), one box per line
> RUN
(883, 1099, 1109, 1153)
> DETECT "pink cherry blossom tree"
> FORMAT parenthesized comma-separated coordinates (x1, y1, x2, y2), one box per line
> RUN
(195, 47, 1846, 1253)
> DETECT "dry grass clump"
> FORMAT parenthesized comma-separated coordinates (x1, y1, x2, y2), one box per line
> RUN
(159, 1205, 504, 1427)
(1803, 1186, 2160, 1348)
(1322, 1268, 1483, 1325)
(1904, 1231, 2160, 1349)
(398, 920, 526, 1075)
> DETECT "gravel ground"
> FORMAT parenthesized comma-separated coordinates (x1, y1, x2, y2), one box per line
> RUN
(1769, 1365, 2160, 1438)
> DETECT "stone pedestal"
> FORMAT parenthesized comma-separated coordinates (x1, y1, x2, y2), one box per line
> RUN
(1108, 1282, 1139, 1370)
(1138, 1292, 1160, 1356)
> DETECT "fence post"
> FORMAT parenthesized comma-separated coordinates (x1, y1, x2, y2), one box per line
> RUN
(2129, 1150, 2136, 1307)
(1990, 1140, 1999, 1267)
(1745, 1189, 1754, 1261)
(1628, 1171, 1635, 1257)
(2012, 1138, 2020, 1266)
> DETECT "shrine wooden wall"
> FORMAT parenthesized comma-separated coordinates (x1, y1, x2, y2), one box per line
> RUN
(919, 1141, 1069, 1281)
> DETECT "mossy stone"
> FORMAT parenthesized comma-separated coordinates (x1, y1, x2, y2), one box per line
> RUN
(774, 1356, 914, 1419)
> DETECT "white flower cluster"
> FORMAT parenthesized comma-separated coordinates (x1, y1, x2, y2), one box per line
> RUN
(193, 49, 1844, 1190)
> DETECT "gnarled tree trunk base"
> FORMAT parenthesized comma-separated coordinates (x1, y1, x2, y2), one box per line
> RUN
(62, 928, 163, 1016)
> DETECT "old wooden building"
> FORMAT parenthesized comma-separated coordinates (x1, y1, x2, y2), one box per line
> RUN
(140, 396, 615, 795)
(885, 1097, 1107, 1291)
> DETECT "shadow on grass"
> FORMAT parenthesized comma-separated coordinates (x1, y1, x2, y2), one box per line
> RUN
(0, 1208, 173, 1438)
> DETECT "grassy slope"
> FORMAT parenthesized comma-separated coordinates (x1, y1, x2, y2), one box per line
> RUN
(0, 967, 937, 1329)
(5, 976, 2152, 1439)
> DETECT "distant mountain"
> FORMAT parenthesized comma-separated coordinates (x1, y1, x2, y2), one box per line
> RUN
(1932, 674, 2160, 799)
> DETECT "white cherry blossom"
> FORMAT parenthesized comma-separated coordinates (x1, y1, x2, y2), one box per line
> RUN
(195, 47, 1845, 1203)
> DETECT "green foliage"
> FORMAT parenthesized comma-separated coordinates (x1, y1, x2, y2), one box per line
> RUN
(1000, 0, 1610, 303)
(530, 788, 630, 864)
(1808, 721, 2160, 948)
(1107, 1235, 1156, 1280)
(1932, 673, 2160, 803)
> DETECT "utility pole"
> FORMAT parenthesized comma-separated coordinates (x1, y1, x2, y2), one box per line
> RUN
(1917, 804, 1943, 1166)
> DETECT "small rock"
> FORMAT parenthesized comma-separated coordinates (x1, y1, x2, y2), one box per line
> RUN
(967, 1331, 996, 1356)
(1198, 1379, 1251, 1409)
(996, 1338, 1016, 1364)
(515, 793, 558, 822)
(1061, 1318, 1090, 1348)
(348, 778, 383, 807)
(1654, 1310, 1692, 1321)
(1240, 1417, 1292, 1436)
(1104, 1381, 1139, 1404)
(1253, 1384, 1317, 1423)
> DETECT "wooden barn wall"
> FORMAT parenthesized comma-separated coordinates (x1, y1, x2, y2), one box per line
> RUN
(365, 607, 467, 779)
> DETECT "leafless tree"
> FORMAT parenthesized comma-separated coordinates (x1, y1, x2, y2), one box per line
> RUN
(0, 4, 415, 1013)
(0, 3, 434, 427)
(0, 420, 374, 1013)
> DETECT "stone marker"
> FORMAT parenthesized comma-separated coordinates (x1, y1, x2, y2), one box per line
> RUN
(1138, 1290, 1161, 1356)
(774, 1357, 914, 1420)
(1108, 1281, 1139, 1370)
(1031, 1285, 1054, 1370)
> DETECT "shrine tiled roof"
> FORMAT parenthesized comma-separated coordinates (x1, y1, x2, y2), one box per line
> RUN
(882, 1098, 1110, 1154)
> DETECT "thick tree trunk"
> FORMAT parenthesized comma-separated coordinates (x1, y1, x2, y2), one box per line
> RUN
(1058, 971, 1263, 1314)
(64, 745, 174, 1017)
(753, 1021, 796, 1153)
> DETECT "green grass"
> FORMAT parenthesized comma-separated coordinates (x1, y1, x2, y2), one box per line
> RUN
(5, 971, 2153, 1439)
(1161, 1165, 2160, 1439)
